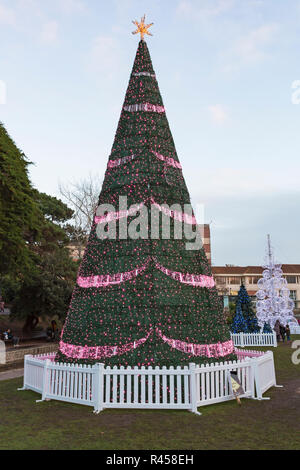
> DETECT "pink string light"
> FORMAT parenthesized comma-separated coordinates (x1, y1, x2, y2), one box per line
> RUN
(94, 199, 197, 225)
(77, 257, 215, 289)
(59, 329, 233, 360)
(156, 330, 234, 358)
(155, 261, 215, 288)
(151, 151, 182, 169)
(107, 154, 137, 169)
(77, 258, 151, 288)
(133, 72, 156, 77)
(123, 103, 165, 113)
(150, 198, 196, 225)
(59, 332, 151, 360)
(107, 150, 181, 170)
(94, 202, 145, 224)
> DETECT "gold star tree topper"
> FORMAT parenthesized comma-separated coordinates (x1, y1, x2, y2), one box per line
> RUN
(132, 15, 153, 41)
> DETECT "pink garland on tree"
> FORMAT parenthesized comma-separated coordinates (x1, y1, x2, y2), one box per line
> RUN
(77, 257, 215, 289)
(123, 103, 165, 113)
(59, 329, 233, 360)
(107, 150, 181, 170)
(94, 199, 197, 225)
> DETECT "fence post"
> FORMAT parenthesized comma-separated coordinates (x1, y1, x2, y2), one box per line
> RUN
(249, 358, 256, 398)
(251, 357, 262, 399)
(240, 333, 244, 348)
(268, 351, 283, 388)
(189, 363, 201, 416)
(93, 363, 104, 414)
(37, 359, 51, 403)
(18, 354, 30, 391)
(273, 331, 277, 347)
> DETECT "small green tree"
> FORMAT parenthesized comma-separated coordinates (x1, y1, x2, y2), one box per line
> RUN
(231, 284, 259, 333)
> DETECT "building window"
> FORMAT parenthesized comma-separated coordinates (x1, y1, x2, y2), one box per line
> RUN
(286, 276, 297, 284)
(216, 277, 227, 285)
(248, 277, 260, 284)
(229, 277, 241, 285)
(290, 290, 297, 300)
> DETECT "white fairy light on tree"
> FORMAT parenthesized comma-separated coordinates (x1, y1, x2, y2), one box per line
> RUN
(256, 235, 296, 329)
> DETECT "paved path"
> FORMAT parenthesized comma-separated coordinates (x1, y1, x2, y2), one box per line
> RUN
(0, 368, 24, 381)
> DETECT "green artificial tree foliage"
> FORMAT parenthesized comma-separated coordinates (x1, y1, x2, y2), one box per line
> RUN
(56, 40, 235, 367)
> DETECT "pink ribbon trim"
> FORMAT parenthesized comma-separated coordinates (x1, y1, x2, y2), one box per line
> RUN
(77, 258, 215, 289)
(59, 332, 151, 360)
(107, 151, 181, 170)
(77, 258, 151, 288)
(151, 151, 182, 169)
(107, 154, 137, 169)
(94, 202, 145, 224)
(155, 261, 215, 288)
(94, 199, 197, 225)
(157, 330, 234, 358)
(133, 72, 156, 77)
(59, 329, 233, 360)
(123, 103, 165, 113)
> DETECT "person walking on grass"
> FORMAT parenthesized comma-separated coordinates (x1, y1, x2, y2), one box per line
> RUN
(274, 320, 281, 342)
(285, 324, 291, 342)
(279, 324, 286, 342)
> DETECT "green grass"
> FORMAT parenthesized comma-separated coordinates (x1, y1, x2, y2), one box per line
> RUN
(0, 339, 299, 450)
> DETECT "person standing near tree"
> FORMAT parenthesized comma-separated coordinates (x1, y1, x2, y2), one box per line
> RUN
(274, 320, 281, 342)
(285, 324, 291, 342)
(4, 329, 20, 347)
(51, 320, 59, 342)
(279, 324, 286, 342)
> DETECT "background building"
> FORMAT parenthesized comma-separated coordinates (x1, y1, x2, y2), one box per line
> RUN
(212, 265, 300, 314)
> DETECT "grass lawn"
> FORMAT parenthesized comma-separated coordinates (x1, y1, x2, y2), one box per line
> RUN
(0, 339, 299, 450)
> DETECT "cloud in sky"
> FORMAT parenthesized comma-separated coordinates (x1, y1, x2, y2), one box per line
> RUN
(208, 104, 229, 124)
(58, 0, 87, 14)
(176, 0, 235, 19)
(222, 23, 279, 73)
(40, 20, 59, 44)
(235, 24, 278, 64)
(0, 2, 16, 25)
(88, 35, 121, 79)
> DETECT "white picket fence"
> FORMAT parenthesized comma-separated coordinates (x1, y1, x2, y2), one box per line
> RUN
(19, 350, 279, 414)
(289, 323, 300, 335)
(231, 332, 277, 347)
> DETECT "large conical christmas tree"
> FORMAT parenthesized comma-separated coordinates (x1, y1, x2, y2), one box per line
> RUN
(56, 28, 235, 367)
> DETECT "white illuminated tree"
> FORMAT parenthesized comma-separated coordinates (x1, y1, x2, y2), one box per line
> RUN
(256, 235, 296, 329)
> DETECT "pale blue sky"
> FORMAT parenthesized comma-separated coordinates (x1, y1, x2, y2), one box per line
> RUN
(1, 0, 300, 265)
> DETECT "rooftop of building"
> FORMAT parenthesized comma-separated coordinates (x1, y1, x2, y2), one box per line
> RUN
(212, 265, 300, 275)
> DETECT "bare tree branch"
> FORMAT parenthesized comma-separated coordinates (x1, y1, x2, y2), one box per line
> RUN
(59, 174, 102, 259)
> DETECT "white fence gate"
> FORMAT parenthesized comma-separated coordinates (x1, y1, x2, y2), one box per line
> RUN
(231, 332, 277, 348)
(19, 351, 279, 414)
